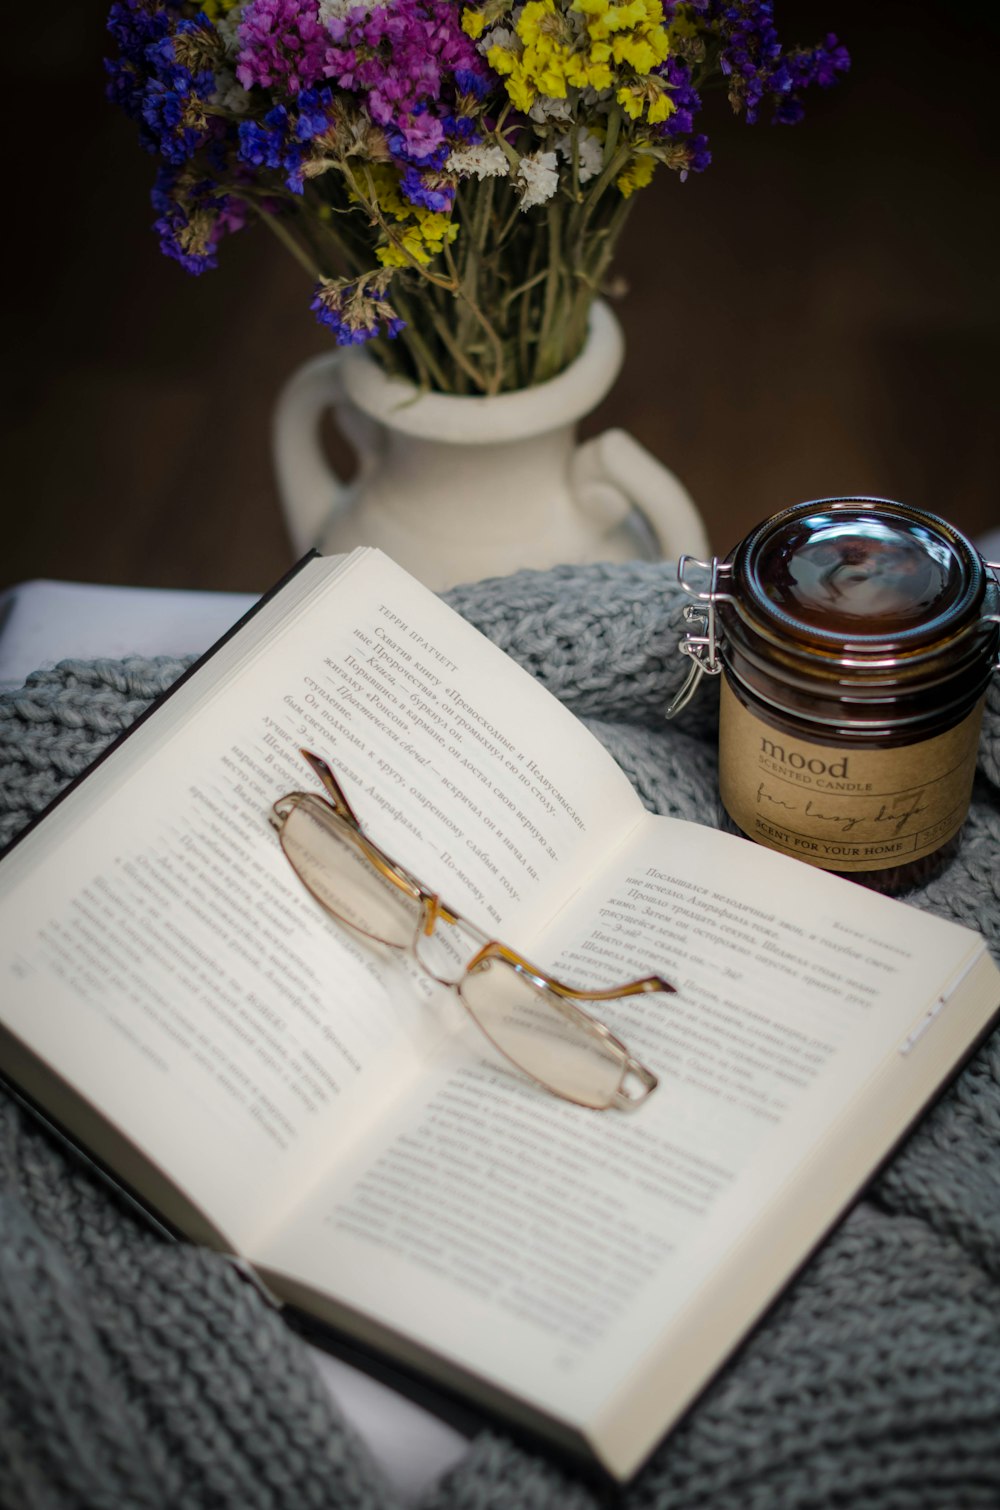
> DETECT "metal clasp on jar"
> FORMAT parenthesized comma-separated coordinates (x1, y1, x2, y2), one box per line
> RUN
(665, 556, 736, 718)
(986, 558, 1000, 672)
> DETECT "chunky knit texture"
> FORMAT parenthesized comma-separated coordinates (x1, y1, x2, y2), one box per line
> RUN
(0, 561, 998, 1509)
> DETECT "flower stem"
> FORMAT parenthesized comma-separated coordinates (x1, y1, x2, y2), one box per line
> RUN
(533, 197, 565, 383)
(390, 287, 452, 391)
(255, 205, 323, 280)
(424, 296, 492, 392)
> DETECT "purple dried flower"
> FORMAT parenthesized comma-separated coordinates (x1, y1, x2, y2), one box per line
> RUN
(712, 1, 849, 125)
(237, 0, 330, 94)
(684, 134, 711, 177)
(324, 0, 490, 175)
(656, 55, 702, 140)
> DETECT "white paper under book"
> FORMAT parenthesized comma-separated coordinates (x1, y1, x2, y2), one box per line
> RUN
(0, 548, 997, 1481)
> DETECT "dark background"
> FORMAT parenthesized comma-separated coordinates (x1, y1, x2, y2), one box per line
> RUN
(6, 0, 999, 594)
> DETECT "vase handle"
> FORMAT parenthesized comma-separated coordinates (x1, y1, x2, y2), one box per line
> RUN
(273, 350, 385, 556)
(572, 428, 711, 562)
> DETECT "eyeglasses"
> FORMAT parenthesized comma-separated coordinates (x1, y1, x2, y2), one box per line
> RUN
(269, 750, 673, 1110)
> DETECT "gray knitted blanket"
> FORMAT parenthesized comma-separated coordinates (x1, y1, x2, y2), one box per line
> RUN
(1, 561, 998, 1510)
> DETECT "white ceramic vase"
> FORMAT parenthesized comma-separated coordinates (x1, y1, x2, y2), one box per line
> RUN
(273, 300, 710, 591)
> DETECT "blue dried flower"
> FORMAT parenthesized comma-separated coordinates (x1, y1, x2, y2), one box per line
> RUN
(311, 274, 406, 345)
(294, 87, 334, 143)
(151, 165, 248, 274)
(398, 166, 454, 213)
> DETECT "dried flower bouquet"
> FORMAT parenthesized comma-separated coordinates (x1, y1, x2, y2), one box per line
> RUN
(107, 0, 848, 393)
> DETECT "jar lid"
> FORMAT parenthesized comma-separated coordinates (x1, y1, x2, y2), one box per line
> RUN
(727, 497, 988, 654)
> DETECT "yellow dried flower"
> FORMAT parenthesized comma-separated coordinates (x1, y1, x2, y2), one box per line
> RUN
(615, 154, 657, 197)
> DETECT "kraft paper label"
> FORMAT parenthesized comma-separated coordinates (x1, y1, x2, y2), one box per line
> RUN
(718, 680, 985, 872)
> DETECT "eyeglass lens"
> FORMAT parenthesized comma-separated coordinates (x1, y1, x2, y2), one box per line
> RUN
(280, 797, 418, 947)
(459, 962, 629, 1109)
(279, 796, 630, 1107)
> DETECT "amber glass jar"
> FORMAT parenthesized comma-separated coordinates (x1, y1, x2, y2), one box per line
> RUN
(674, 497, 999, 889)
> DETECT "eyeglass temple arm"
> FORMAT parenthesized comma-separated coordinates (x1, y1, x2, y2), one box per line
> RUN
(299, 748, 362, 824)
(297, 751, 467, 933)
(296, 753, 674, 1003)
(472, 942, 674, 1003)
(560, 974, 675, 1003)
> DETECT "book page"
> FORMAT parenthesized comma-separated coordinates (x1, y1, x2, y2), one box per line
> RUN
(0, 551, 642, 1250)
(254, 815, 985, 1440)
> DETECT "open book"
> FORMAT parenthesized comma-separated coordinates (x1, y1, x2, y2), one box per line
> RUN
(1, 548, 997, 1482)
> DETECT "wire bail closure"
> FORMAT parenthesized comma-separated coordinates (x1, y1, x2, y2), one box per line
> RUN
(666, 549, 999, 720)
(986, 560, 1000, 672)
(665, 556, 734, 719)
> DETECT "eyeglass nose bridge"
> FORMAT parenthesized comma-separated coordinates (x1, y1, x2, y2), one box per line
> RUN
(411, 898, 490, 986)
(273, 758, 664, 1110)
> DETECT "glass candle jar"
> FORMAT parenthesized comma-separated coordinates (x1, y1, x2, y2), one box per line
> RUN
(671, 497, 999, 887)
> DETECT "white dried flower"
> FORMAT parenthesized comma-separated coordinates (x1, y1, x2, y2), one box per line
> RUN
(529, 97, 573, 124)
(516, 151, 560, 210)
(318, 0, 376, 20)
(211, 67, 249, 115)
(480, 25, 517, 56)
(215, 8, 244, 55)
(556, 127, 603, 183)
(446, 144, 511, 180)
